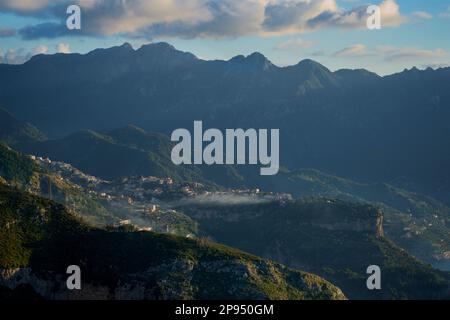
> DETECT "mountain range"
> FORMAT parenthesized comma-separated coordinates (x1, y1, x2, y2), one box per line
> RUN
(1, 42, 450, 202)
(1, 42, 450, 300)
(5, 110, 450, 271)
(1, 144, 449, 300)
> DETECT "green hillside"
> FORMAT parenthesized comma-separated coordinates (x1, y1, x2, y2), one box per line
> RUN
(17, 126, 209, 183)
(0, 142, 38, 185)
(0, 184, 345, 300)
(16, 125, 248, 186)
(13, 125, 450, 270)
(0, 143, 113, 225)
(255, 169, 450, 269)
(178, 198, 450, 299)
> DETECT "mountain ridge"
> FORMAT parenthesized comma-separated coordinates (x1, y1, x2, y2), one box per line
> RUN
(18, 41, 448, 76)
(0, 107, 46, 145)
(178, 198, 450, 299)
(2, 42, 450, 208)
(0, 183, 346, 300)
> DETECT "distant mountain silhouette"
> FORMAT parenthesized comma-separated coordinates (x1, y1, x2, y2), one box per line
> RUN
(1, 43, 450, 201)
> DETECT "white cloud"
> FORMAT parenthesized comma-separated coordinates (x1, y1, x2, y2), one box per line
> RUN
(412, 11, 433, 20)
(303, 0, 406, 31)
(0, 0, 407, 39)
(275, 38, 315, 51)
(56, 43, 70, 53)
(78, 0, 214, 36)
(33, 44, 48, 54)
(439, 6, 450, 19)
(378, 0, 408, 26)
(0, 27, 16, 37)
(262, 0, 339, 34)
(0, 0, 53, 13)
(0, 48, 26, 64)
(376, 45, 447, 61)
(333, 44, 369, 57)
(332, 44, 448, 62)
(0, 44, 49, 64)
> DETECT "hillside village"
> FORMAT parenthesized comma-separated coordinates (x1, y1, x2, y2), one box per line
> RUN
(33, 155, 292, 236)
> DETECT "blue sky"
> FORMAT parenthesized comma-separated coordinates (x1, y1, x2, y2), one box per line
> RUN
(0, 0, 449, 75)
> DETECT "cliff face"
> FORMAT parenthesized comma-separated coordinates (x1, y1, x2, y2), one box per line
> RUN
(375, 211, 384, 238)
(180, 199, 385, 237)
(305, 207, 385, 237)
(178, 199, 450, 300)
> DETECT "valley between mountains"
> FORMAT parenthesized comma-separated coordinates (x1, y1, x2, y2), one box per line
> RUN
(1, 122, 449, 299)
(1, 43, 450, 300)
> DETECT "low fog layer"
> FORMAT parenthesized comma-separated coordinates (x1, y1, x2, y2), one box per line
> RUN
(177, 193, 275, 206)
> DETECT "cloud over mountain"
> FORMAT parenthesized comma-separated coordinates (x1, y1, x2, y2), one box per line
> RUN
(333, 44, 369, 57)
(0, 44, 48, 64)
(1, 0, 406, 39)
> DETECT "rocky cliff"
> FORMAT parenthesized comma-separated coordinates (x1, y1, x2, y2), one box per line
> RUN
(178, 198, 450, 299)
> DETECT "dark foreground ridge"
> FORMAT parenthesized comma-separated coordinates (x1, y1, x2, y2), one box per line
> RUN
(0, 183, 345, 300)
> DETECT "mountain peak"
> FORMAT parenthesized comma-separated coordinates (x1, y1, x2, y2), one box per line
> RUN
(228, 52, 273, 71)
(120, 42, 134, 50)
(247, 51, 268, 61)
(247, 52, 272, 69)
(136, 42, 197, 63)
(293, 59, 334, 78)
(138, 42, 175, 51)
(334, 68, 381, 83)
(296, 59, 330, 72)
(87, 42, 135, 58)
